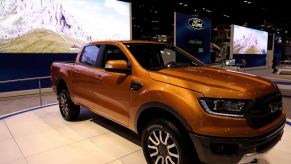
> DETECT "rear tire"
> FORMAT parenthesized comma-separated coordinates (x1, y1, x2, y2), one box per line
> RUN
(141, 119, 199, 164)
(58, 89, 80, 121)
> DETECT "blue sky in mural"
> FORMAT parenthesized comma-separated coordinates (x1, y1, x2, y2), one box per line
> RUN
(62, 0, 130, 40)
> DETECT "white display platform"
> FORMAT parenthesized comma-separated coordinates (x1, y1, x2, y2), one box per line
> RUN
(0, 105, 290, 164)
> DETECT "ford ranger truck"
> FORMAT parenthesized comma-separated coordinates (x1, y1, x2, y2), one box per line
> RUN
(51, 40, 286, 164)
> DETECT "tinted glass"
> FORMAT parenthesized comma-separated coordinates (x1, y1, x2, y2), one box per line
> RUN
(80, 45, 100, 66)
(125, 43, 203, 71)
(103, 45, 128, 67)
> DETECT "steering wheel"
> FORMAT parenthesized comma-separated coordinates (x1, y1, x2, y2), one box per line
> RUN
(165, 61, 177, 68)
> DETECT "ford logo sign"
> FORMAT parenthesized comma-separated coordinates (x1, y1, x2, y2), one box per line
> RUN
(187, 18, 205, 30)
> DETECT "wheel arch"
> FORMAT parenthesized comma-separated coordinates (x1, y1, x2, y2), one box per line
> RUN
(55, 78, 76, 102)
(135, 102, 193, 135)
(56, 78, 68, 95)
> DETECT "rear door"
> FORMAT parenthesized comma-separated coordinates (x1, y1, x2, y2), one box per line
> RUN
(71, 44, 105, 108)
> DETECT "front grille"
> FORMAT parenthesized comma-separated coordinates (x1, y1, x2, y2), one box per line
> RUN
(244, 92, 282, 129)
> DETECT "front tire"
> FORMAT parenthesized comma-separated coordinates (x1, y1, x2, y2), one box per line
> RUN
(141, 119, 198, 164)
(58, 89, 80, 121)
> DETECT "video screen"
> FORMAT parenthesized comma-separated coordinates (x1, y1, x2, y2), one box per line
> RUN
(0, 0, 130, 53)
(233, 25, 268, 54)
(225, 59, 236, 66)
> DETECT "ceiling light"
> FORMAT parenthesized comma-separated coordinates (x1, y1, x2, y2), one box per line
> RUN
(243, 1, 252, 4)
(179, 2, 183, 5)
(205, 9, 211, 13)
(184, 4, 188, 7)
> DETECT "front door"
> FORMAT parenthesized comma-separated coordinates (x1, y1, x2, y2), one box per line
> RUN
(95, 44, 132, 126)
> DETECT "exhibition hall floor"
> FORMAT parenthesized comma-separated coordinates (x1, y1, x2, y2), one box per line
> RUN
(0, 105, 290, 164)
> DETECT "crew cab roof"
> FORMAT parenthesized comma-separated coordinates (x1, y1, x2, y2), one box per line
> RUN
(88, 40, 164, 45)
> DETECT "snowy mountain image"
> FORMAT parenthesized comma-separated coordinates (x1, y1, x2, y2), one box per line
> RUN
(233, 25, 268, 54)
(0, 0, 91, 52)
(0, 0, 130, 53)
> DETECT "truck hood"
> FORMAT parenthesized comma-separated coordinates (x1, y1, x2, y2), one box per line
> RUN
(149, 66, 277, 99)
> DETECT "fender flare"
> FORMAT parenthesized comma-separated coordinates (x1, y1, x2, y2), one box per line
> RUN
(135, 102, 193, 133)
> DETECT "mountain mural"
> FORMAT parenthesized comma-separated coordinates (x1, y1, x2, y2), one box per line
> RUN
(0, 0, 91, 52)
(233, 25, 268, 55)
(0, 29, 83, 53)
(233, 32, 266, 54)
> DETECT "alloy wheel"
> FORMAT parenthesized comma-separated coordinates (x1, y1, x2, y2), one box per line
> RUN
(147, 129, 180, 164)
(59, 92, 69, 118)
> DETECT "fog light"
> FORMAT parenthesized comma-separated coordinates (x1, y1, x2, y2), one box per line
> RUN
(210, 143, 239, 156)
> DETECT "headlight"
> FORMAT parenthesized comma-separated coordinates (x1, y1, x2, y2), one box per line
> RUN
(199, 98, 249, 117)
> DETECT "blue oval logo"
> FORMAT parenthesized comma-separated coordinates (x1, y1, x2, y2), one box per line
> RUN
(187, 18, 205, 30)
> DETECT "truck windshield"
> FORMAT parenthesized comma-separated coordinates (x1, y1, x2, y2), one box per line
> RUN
(125, 43, 204, 71)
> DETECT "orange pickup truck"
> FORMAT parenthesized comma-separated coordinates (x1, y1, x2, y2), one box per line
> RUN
(51, 40, 286, 164)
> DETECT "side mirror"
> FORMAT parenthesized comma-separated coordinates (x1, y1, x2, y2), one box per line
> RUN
(105, 60, 131, 74)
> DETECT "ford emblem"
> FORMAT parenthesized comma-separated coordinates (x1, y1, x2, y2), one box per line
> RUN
(187, 18, 205, 30)
(268, 103, 280, 113)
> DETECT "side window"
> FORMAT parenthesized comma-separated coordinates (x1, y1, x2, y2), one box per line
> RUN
(102, 45, 128, 67)
(160, 48, 176, 64)
(80, 45, 101, 66)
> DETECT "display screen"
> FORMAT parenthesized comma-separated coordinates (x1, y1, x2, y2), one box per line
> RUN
(0, 0, 130, 53)
(225, 59, 236, 66)
(232, 25, 268, 54)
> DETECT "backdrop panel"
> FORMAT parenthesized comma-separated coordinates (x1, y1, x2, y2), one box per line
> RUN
(175, 12, 211, 64)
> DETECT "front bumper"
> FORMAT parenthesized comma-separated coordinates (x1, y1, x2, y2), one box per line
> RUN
(190, 121, 285, 163)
